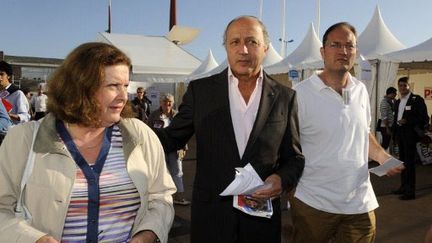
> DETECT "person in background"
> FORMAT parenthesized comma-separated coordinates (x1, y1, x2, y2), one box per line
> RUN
(148, 93, 190, 206)
(0, 98, 12, 144)
(0, 60, 30, 124)
(379, 87, 397, 150)
(155, 15, 305, 243)
(392, 76, 429, 200)
(291, 22, 403, 243)
(30, 84, 48, 120)
(132, 86, 152, 123)
(0, 42, 176, 243)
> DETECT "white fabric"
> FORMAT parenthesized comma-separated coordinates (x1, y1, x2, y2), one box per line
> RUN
(228, 67, 263, 158)
(397, 92, 411, 122)
(384, 36, 432, 63)
(293, 73, 378, 214)
(188, 50, 219, 77)
(186, 60, 228, 82)
(368, 60, 400, 130)
(357, 6, 405, 60)
(3, 88, 30, 124)
(30, 94, 48, 112)
(265, 23, 322, 74)
(262, 43, 283, 67)
(96, 32, 201, 83)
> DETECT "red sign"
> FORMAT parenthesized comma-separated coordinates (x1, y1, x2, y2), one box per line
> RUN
(425, 87, 432, 100)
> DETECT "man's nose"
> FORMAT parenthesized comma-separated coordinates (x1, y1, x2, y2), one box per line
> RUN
(239, 44, 249, 54)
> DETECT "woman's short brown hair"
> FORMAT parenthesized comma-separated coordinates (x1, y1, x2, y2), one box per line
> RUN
(47, 42, 133, 126)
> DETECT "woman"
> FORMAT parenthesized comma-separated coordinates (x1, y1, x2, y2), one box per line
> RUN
(148, 94, 190, 206)
(0, 42, 176, 243)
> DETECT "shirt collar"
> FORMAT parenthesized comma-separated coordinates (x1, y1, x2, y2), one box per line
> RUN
(227, 66, 264, 87)
(311, 72, 358, 92)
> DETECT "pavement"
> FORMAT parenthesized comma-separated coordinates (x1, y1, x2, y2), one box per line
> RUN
(168, 136, 432, 243)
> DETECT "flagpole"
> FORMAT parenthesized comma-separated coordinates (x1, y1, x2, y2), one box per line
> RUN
(107, 0, 112, 33)
(315, 0, 320, 37)
(258, 0, 263, 20)
(280, 0, 286, 57)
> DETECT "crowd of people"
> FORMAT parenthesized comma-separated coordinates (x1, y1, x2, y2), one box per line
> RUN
(0, 15, 430, 243)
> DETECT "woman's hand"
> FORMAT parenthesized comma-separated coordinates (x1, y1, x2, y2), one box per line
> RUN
(130, 230, 159, 243)
(36, 235, 59, 243)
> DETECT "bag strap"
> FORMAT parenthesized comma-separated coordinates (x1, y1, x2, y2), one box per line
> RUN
(15, 121, 40, 221)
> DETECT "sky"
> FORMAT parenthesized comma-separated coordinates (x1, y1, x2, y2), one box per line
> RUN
(2, 0, 432, 64)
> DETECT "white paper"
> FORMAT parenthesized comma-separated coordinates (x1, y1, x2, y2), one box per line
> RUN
(369, 157, 404, 177)
(220, 163, 265, 196)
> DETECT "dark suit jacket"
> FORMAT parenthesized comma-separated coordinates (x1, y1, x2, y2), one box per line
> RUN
(157, 69, 304, 242)
(394, 93, 429, 144)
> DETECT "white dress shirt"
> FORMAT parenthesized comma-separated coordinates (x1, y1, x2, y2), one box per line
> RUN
(397, 92, 411, 122)
(228, 67, 263, 158)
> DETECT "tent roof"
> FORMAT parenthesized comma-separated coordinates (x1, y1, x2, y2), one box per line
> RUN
(385, 36, 432, 63)
(358, 5, 405, 60)
(97, 32, 201, 76)
(263, 43, 283, 67)
(186, 60, 227, 82)
(265, 23, 322, 74)
(189, 49, 219, 76)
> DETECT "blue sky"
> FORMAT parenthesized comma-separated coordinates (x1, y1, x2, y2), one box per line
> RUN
(2, 0, 432, 64)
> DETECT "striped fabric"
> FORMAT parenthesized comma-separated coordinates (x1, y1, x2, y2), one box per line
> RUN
(61, 125, 141, 242)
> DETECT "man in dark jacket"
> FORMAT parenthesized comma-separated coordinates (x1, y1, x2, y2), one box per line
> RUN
(393, 76, 429, 200)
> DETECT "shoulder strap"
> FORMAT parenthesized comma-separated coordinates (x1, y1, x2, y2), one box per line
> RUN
(15, 121, 40, 222)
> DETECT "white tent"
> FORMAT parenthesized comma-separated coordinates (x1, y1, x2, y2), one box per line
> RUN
(189, 49, 219, 77)
(185, 60, 228, 82)
(263, 43, 283, 67)
(385, 37, 432, 63)
(358, 6, 405, 60)
(96, 32, 201, 84)
(384, 37, 432, 116)
(265, 23, 322, 75)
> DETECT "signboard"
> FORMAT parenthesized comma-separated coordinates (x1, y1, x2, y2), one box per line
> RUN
(288, 70, 299, 78)
(425, 87, 432, 100)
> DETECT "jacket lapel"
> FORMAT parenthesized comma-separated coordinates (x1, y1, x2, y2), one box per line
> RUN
(241, 74, 278, 162)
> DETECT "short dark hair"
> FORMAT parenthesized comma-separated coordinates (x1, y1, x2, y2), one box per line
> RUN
(222, 15, 270, 47)
(47, 42, 133, 126)
(322, 22, 357, 46)
(0, 61, 13, 76)
(386, 87, 397, 95)
(398, 76, 409, 84)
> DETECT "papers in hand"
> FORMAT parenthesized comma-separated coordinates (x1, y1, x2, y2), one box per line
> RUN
(220, 163, 268, 196)
(369, 157, 404, 177)
(220, 163, 273, 218)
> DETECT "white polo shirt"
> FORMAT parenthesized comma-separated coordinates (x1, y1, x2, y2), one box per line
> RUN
(293, 73, 378, 214)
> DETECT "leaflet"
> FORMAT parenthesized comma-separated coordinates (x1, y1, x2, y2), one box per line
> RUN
(369, 157, 404, 177)
(220, 163, 273, 218)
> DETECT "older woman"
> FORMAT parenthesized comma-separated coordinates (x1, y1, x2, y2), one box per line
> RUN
(0, 42, 176, 243)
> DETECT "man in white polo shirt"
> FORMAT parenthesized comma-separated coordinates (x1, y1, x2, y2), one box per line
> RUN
(291, 22, 403, 243)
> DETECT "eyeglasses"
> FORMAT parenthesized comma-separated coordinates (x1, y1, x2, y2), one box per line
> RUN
(326, 42, 357, 51)
(137, 91, 143, 94)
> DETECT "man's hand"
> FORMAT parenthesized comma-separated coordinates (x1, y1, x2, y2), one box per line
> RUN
(251, 174, 282, 200)
(8, 112, 19, 121)
(130, 230, 159, 243)
(36, 235, 59, 243)
(386, 164, 405, 177)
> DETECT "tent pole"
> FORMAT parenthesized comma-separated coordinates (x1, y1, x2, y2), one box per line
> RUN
(374, 60, 380, 136)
